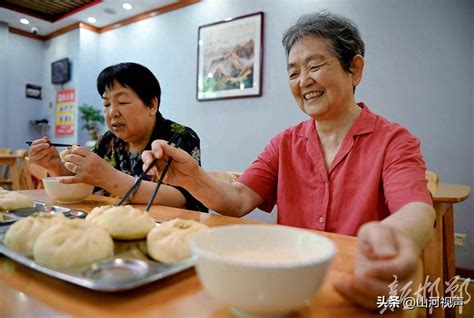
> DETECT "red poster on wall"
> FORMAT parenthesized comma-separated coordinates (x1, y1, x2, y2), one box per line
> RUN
(55, 89, 75, 136)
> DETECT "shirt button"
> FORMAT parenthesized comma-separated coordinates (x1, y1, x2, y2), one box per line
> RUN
(325, 182, 329, 188)
(319, 216, 325, 223)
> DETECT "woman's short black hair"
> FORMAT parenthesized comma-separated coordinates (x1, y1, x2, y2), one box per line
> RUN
(97, 62, 161, 108)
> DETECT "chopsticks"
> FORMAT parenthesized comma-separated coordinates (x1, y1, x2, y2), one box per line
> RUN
(145, 154, 174, 211)
(25, 141, 75, 147)
(116, 134, 181, 209)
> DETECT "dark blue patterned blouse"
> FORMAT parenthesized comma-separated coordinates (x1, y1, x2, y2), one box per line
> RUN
(92, 114, 207, 212)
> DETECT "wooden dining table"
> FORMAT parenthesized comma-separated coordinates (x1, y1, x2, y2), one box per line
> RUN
(0, 190, 424, 318)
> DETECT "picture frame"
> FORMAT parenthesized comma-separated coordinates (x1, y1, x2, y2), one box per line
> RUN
(26, 84, 42, 99)
(196, 12, 263, 101)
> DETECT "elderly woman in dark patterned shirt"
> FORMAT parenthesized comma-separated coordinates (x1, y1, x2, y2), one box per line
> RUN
(29, 62, 207, 211)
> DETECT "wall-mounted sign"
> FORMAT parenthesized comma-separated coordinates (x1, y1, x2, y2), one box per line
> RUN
(26, 84, 42, 99)
(55, 88, 75, 136)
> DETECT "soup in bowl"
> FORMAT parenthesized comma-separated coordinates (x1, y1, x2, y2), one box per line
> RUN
(191, 224, 336, 317)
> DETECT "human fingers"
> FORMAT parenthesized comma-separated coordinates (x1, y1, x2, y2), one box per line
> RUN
(63, 161, 80, 174)
(142, 150, 159, 176)
(30, 145, 56, 162)
(334, 279, 379, 310)
(68, 145, 90, 156)
(57, 176, 83, 184)
(29, 137, 48, 146)
(150, 140, 166, 159)
(151, 139, 191, 163)
(364, 233, 419, 281)
(358, 222, 398, 260)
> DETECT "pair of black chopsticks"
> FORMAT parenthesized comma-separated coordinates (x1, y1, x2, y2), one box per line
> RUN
(116, 134, 181, 211)
(25, 141, 75, 147)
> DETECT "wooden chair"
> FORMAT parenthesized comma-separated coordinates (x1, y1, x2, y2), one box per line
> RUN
(425, 170, 439, 183)
(423, 170, 471, 318)
(208, 171, 240, 183)
(0, 148, 12, 155)
(0, 148, 14, 190)
(15, 149, 34, 189)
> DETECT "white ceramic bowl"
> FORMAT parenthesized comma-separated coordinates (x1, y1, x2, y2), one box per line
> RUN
(191, 224, 336, 317)
(42, 177, 94, 204)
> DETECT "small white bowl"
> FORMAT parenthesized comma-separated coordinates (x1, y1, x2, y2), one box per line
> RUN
(43, 177, 94, 204)
(191, 224, 336, 317)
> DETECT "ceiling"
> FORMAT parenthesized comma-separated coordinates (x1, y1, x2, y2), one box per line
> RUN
(0, 0, 185, 36)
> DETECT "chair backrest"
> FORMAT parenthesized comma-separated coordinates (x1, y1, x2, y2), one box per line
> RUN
(208, 171, 243, 183)
(0, 148, 12, 155)
(14, 149, 33, 189)
(425, 170, 439, 184)
(227, 171, 242, 181)
(209, 171, 238, 183)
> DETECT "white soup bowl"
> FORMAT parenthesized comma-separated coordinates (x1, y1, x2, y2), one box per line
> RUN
(191, 224, 336, 317)
(43, 177, 94, 204)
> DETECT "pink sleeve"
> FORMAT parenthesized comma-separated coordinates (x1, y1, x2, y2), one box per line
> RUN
(382, 131, 433, 213)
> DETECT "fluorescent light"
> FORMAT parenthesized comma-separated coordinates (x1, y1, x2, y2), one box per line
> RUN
(123, 3, 133, 10)
(87, 17, 97, 24)
(20, 18, 30, 25)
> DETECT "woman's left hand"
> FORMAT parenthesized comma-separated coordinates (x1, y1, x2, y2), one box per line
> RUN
(59, 146, 116, 187)
(334, 221, 420, 310)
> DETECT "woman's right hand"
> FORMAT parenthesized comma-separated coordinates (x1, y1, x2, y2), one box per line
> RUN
(28, 136, 65, 175)
(142, 139, 201, 188)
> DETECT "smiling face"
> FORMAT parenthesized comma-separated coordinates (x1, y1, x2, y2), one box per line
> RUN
(287, 36, 361, 120)
(102, 81, 157, 144)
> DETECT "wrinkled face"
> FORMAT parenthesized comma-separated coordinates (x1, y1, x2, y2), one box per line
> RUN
(287, 36, 356, 120)
(102, 81, 157, 143)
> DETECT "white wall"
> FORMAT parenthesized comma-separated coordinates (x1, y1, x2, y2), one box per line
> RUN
(1, 0, 473, 268)
(42, 29, 81, 145)
(3, 31, 44, 148)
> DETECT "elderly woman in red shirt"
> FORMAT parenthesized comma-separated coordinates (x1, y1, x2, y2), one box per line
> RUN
(142, 11, 435, 309)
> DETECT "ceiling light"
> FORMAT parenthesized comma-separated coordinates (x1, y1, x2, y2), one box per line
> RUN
(87, 17, 97, 24)
(20, 18, 30, 25)
(123, 3, 133, 10)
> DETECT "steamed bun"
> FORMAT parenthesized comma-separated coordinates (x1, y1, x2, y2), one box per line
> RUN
(33, 219, 114, 269)
(147, 218, 209, 264)
(4, 212, 66, 257)
(0, 188, 35, 211)
(85, 205, 155, 240)
(59, 144, 77, 162)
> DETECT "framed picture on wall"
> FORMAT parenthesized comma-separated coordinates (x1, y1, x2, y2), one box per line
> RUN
(196, 12, 264, 101)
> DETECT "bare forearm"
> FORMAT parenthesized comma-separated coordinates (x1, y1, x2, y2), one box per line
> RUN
(100, 171, 186, 208)
(186, 168, 261, 217)
(381, 202, 435, 253)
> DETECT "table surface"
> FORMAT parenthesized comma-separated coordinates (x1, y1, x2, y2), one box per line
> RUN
(0, 190, 422, 318)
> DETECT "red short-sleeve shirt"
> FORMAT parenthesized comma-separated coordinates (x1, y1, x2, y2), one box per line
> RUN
(238, 103, 433, 236)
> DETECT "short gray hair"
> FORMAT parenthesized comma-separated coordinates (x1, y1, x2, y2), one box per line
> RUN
(282, 11, 365, 74)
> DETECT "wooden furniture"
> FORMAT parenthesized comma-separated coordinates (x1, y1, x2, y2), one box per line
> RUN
(13, 149, 33, 190)
(24, 157, 48, 189)
(209, 171, 238, 183)
(0, 190, 424, 318)
(209, 171, 242, 183)
(423, 178, 471, 318)
(0, 153, 22, 190)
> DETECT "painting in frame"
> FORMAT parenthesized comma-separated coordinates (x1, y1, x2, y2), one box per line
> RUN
(196, 12, 263, 101)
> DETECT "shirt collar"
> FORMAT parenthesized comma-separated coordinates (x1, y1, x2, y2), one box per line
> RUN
(302, 102, 377, 138)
